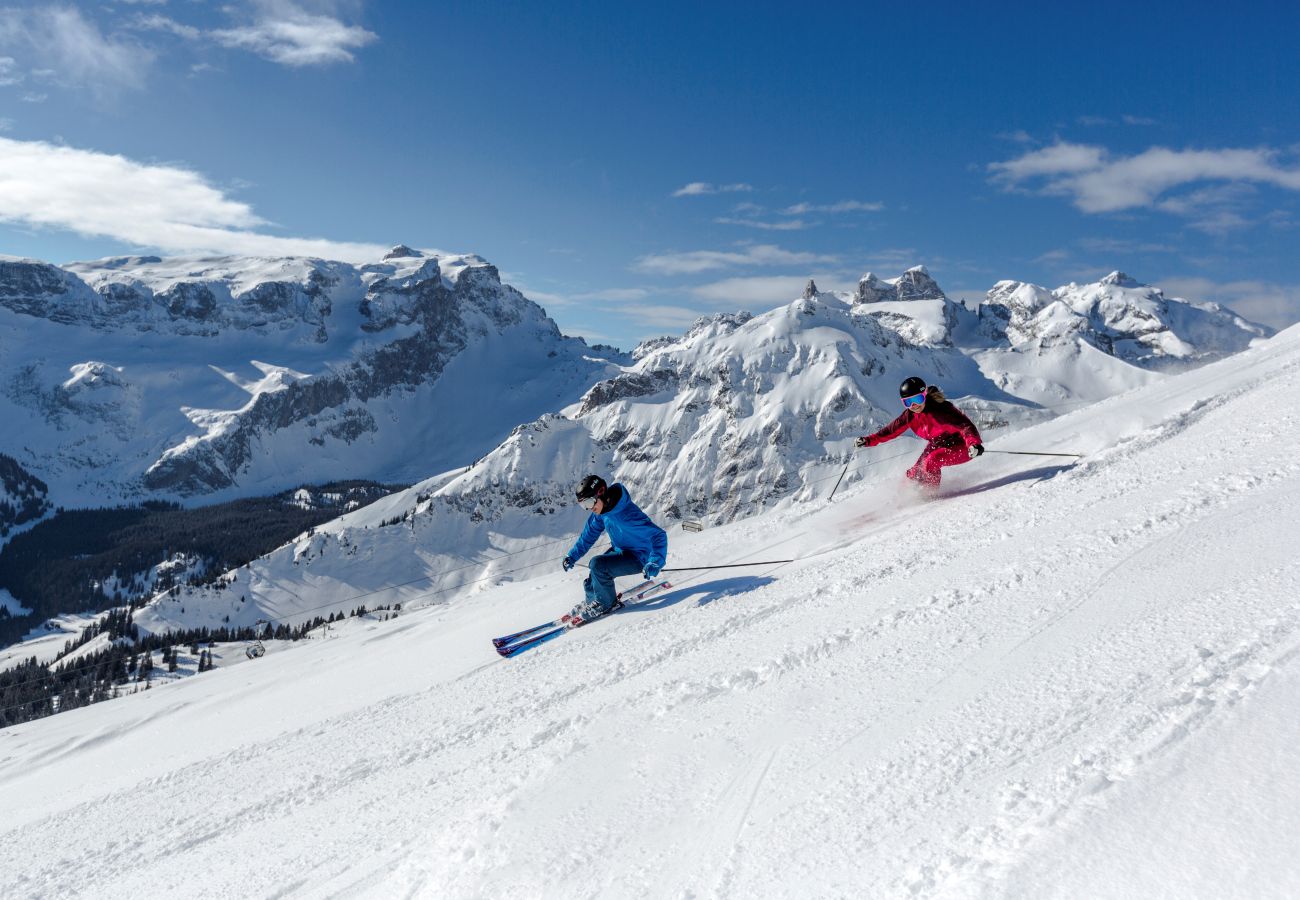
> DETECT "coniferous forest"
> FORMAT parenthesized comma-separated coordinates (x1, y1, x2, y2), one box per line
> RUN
(0, 481, 403, 647)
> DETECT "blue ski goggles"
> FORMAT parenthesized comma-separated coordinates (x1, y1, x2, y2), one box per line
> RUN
(902, 391, 927, 409)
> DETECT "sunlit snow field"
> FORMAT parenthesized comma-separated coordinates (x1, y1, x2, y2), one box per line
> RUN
(3, 327, 1299, 899)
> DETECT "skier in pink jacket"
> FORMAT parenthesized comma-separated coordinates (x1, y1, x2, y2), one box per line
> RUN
(856, 376, 984, 487)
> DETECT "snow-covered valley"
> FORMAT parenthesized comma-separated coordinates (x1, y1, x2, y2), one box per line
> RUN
(2, 319, 1297, 898)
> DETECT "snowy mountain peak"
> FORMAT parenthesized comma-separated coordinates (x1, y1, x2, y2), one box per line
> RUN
(855, 272, 890, 303)
(854, 266, 946, 304)
(1101, 270, 1141, 287)
(802, 279, 819, 299)
(382, 244, 421, 260)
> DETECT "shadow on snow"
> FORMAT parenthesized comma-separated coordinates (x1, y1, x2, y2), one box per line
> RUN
(622, 575, 778, 614)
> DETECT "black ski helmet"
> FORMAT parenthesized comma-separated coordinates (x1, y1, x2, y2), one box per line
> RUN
(576, 474, 607, 501)
(899, 376, 927, 398)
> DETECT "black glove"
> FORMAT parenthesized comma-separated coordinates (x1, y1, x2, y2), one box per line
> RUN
(855, 436, 871, 449)
(969, 443, 985, 458)
(562, 556, 575, 572)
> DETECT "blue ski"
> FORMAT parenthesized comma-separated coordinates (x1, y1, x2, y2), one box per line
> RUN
(493, 580, 672, 658)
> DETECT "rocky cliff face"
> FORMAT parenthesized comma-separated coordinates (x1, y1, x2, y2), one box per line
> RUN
(0, 247, 618, 506)
(0, 454, 49, 537)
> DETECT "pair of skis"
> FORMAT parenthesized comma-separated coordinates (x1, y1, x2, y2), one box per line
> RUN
(492, 579, 672, 658)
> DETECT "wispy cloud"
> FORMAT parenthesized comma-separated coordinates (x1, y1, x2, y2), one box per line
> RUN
(712, 198, 882, 231)
(0, 137, 387, 261)
(132, 14, 201, 41)
(781, 200, 883, 215)
(996, 130, 1035, 143)
(1157, 276, 1300, 330)
(0, 7, 152, 95)
(618, 303, 712, 330)
(1075, 114, 1159, 127)
(213, 0, 377, 67)
(713, 216, 810, 231)
(1077, 237, 1179, 254)
(0, 56, 21, 86)
(671, 181, 754, 197)
(632, 244, 838, 276)
(990, 141, 1300, 215)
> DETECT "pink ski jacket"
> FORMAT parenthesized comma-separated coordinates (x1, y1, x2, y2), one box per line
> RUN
(861, 386, 981, 449)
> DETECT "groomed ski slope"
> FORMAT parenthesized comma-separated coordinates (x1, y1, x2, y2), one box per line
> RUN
(3, 326, 1299, 899)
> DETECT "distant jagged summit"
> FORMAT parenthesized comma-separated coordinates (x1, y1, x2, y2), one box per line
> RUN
(855, 265, 946, 304)
(383, 245, 420, 260)
(1100, 270, 1140, 288)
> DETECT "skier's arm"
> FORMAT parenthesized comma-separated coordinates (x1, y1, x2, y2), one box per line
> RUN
(567, 515, 606, 562)
(647, 525, 668, 571)
(860, 410, 911, 447)
(951, 405, 981, 446)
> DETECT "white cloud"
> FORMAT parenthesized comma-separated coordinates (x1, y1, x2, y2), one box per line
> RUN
(671, 181, 754, 197)
(990, 141, 1300, 214)
(632, 244, 838, 276)
(213, 1, 377, 66)
(690, 273, 851, 306)
(714, 216, 810, 231)
(0, 137, 387, 262)
(781, 200, 884, 215)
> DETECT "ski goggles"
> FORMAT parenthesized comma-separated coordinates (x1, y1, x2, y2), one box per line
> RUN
(901, 391, 927, 409)
(578, 496, 599, 511)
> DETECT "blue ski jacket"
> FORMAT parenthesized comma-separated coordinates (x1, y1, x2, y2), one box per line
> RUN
(566, 484, 667, 570)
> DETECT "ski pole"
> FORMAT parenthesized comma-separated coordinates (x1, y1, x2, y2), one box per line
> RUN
(827, 457, 853, 502)
(662, 560, 795, 572)
(986, 450, 1083, 458)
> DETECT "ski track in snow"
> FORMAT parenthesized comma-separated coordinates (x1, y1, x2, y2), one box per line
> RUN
(3, 333, 1300, 898)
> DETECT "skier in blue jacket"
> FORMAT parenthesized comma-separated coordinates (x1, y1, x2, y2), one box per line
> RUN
(562, 475, 668, 624)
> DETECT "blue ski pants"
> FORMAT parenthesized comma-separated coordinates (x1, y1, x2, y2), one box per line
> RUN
(584, 549, 644, 613)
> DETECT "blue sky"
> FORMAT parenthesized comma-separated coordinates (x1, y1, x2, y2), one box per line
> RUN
(0, 0, 1297, 349)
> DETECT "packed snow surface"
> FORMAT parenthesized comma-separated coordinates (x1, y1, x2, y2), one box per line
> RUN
(2, 327, 1299, 898)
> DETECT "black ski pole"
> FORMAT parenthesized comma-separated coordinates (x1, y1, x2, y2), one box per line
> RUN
(986, 450, 1083, 459)
(662, 560, 796, 572)
(827, 457, 852, 502)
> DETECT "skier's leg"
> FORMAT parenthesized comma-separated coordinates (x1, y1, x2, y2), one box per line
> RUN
(587, 550, 643, 613)
(922, 445, 971, 485)
(906, 445, 934, 483)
